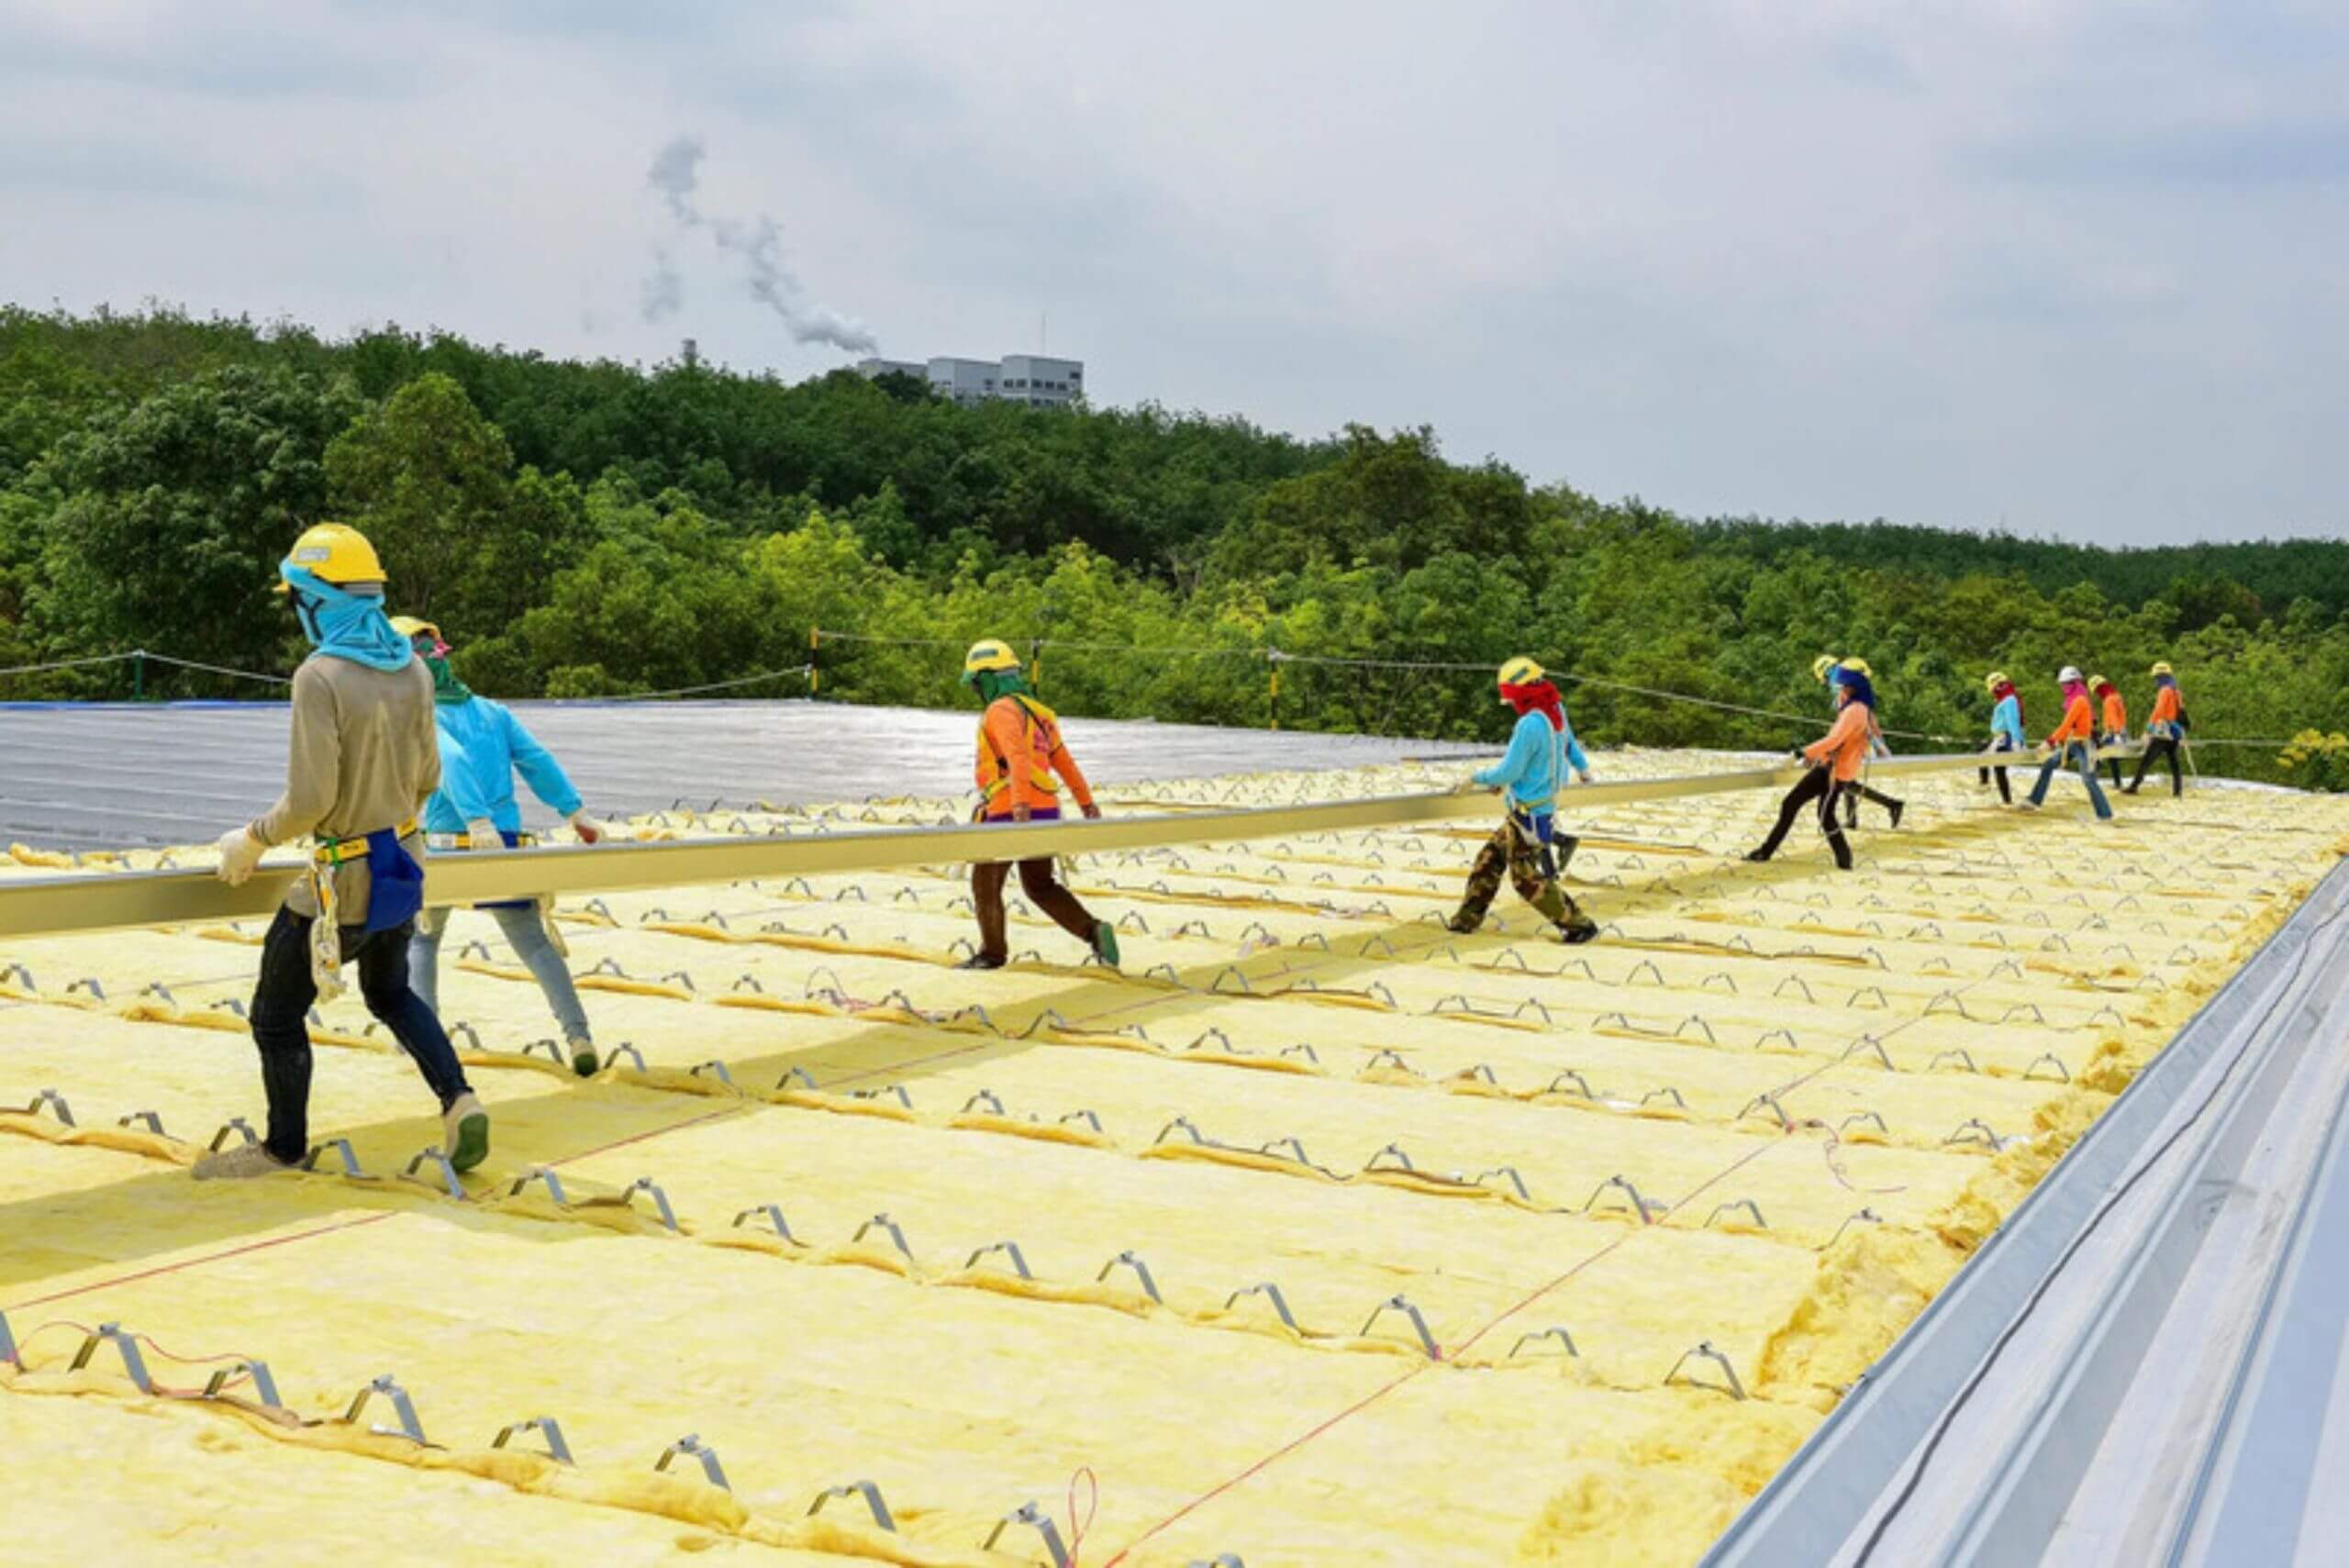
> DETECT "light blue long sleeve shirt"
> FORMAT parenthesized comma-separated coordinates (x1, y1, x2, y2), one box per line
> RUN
(1990, 694, 2025, 749)
(1475, 708, 1587, 809)
(422, 697, 582, 834)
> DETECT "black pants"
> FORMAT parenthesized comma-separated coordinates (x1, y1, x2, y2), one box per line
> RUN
(250, 906, 470, 1163)
(1978, 739, 2015, 803)
(2099, 736, 2128, 786)
(972, 858, 1097, 962)
(2128, 737, 2184, 796)
(1842, 783, 1902, 828)
(1753, 768, 1853, 869)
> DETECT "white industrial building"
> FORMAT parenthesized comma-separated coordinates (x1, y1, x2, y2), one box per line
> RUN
(854, 353, 1085, 408)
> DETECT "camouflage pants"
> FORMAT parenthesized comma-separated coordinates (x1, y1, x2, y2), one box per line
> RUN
(1451, 818, 1586, 933)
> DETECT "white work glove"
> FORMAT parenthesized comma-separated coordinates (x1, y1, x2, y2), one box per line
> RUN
(1453, 777, 1486, 795)
(214, 826, 265, 885)
(568, 812, 609, 845)
(465, 817, 499, 847)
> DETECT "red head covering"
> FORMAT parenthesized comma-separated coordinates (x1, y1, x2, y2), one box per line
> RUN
(1500, 679, 1565, 732)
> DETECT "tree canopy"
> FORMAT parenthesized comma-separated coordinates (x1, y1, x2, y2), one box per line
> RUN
(4, 304, 2346, 788)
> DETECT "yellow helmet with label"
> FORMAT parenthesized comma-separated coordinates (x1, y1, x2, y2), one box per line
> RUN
(962, 638, 1022, 684)
(275, 522, 384, 593)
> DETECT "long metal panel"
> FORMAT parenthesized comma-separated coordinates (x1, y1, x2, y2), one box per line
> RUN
(0, 748, 2054, 940)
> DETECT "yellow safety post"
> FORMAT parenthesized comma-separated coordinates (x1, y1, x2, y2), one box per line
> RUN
(1269, 651, 1281, 731)
(807, 627, 820, 697)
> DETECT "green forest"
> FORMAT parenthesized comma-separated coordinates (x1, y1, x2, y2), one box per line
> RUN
(5, 305, 2347, 786)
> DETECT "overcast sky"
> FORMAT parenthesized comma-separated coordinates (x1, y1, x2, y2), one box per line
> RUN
(3, 0, 2343, 546)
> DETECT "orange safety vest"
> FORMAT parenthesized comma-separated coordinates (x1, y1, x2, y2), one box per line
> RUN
(974, 695, 1070, 810)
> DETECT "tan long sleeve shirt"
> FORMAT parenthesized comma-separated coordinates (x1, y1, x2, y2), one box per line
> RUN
(250, 654, 440, 920)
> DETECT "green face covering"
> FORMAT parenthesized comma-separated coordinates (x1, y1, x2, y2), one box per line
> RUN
(425, 650, 473, 706)
(972, 667, 1030, 706)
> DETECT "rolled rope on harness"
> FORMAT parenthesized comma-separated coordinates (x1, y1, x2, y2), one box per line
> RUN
(491, 1416, 574, 1464)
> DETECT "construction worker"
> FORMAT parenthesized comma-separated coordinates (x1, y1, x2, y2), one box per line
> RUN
(960, 638, 1118, 970)
(1819, 657, 1904, 828)
(1449, 657, 1599, 942)
(1979, 671, 2026, 804)
(200, 524, 487, 1179)
(2126, 661, 2188, 796)
(2092, 674, 2130, 787)
(1750, 662, 1875, 868)
(391, 617, 610, 1078)
(2023, 665, 2114, 819)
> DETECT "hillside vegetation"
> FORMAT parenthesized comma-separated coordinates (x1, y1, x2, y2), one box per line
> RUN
(4, 306, 2345, 784)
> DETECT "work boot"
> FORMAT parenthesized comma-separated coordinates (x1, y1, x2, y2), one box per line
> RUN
(1558, 916, 1600, 945)
(956, 952, 1006, 971)
(1742, 850, 1770, 863)
(566, 1036, 597, 1078)
(1090, 921, 1121, 969)
(1446, 911, 1483, 934)
(441, 1092, 491, 1173)
(1888, 800, 1906, 829)
(192, 1143, 295, 1181)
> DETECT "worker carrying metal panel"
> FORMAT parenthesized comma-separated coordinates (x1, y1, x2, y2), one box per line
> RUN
(959, 637, 1119, 971)
(199, 523, 488, 1179)
(391, 614, 611, 1079)
(1447, 657, 1600, 942)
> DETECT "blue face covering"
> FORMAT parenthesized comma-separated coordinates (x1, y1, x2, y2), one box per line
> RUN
(280, 565, 414, 672)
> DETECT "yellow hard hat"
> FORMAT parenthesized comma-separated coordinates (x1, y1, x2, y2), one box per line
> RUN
(1839, 657, 1873, 679)
(2151, 660, 2174, 677)
(1497, 656, 1543, 693)
(389, 615, 441, 642)
(962, 638, 1021, 684)
(1811, 654, 1841, 684)
(2088, 673, 2110, 691)
(274, 522, 384, 593)
(1985, 671, 2009, 693)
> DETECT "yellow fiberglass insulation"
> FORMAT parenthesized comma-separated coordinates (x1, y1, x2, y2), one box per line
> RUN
(2, 751, 2344, 1566)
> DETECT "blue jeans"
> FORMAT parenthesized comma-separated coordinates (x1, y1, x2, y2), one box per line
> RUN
(410, 903, 592, 1043)
(2028, 741, 2113, 819)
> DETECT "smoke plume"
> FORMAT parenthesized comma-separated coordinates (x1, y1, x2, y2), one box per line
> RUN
(640, 134, 879, 354)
